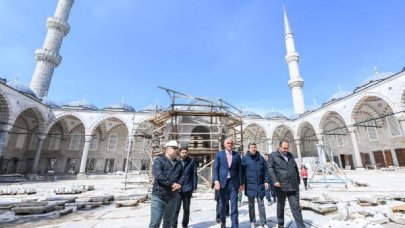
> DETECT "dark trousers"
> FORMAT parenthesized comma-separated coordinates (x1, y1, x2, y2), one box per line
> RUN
(275, 189, 305, 228)
(215, 190, 229, 219)
(172, 191, 192, 228)
(219, 179, 239, 227)
(302, 178, 308, 190)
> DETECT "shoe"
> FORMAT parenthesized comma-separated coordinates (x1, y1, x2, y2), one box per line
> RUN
(267, 201, 272, 206)
(215, 217, 221, 223)
(250, 222, 255, 228)
(221, 222, 226, 228)
(278, 225, 283, 228)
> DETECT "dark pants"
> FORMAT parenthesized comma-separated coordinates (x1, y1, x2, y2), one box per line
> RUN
(302, 178, 308, 190)
(215, 190, 229, 219)
(275, 189, 305, 228)
(173, 191, 192, 228)
(219, 179, 239, 227)
(248, 196, 266, 225)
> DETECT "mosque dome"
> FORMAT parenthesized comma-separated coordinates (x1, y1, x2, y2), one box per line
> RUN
(242, 111, 262, 119)
(264, 112, 288, 120)
(142, 104, 163, 112)
(360, 70, 393, 86)
(289, 114, 301, 120)
(103, 103, 135, 112)
(7, 81, 38, 98)
(42, 97, 60, 108)
(62, 99, 98, 110)
(327, 87, 351, 102)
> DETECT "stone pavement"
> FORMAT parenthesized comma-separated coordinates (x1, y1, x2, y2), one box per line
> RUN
(1, 170, 405, 228)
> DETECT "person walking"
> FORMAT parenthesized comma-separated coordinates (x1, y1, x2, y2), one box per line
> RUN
(241, 143, 270, 228)
(268, 140, 305, 228)
(172, 147, 198, 228)
(300, 165, 309, 190)
(213, 137, 244, 228)
(263, 153, 277, 205)
(149, 140, 183, 228)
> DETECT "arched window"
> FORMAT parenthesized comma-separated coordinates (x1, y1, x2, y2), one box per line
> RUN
(89, 132, 100, 151)
(49, 131, 61, 150)
(366, 120, 379, 141)
(69, 132, 81, 150)
(335, 129, 344, 146)
(386, 116, 402, 137)
(15, 129, 27, 149)
(107, 133, 118, 151)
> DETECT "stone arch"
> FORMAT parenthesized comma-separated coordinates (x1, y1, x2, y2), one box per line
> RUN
(88, 114, 130, 136)
(243, 123, 268, 153)
(44, 112, 86, 135)
(13, 105, 46, 133)
(297, 121, 317, 157)
(191, 126, 210, 148)
(271, 124, 296, 155)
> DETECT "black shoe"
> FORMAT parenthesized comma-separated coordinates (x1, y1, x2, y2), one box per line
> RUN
(215, 218, 221, 223)
(278, 225, 283, 228)
(221, 223, 226, 228)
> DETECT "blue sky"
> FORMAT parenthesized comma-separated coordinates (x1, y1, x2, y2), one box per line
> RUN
(1, 0, 404, 117)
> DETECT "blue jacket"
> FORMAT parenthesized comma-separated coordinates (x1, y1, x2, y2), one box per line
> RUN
(152, 154, 183, 197)
(179, 157, 198, 193)
(241, 151, 270, 198)
(213, 150, 242, 190)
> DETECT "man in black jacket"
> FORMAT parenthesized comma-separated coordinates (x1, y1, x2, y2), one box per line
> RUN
(268, 140, 305, 228)
(172, 147, 197, 228)
(149, 140, 183, 228)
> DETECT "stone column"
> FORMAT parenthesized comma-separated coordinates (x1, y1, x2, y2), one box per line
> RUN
(31, 134, 46, 173)
(294, 138, 302, 167)
(0, 125, 12, 158)
(79, 135, 92, 174)
(267, 138, 273, 153)
(348, 126, 363, 169)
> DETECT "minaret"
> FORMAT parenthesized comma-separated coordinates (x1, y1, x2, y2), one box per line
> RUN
(283, 6, 305, 114)
(29, 0, 74, 98)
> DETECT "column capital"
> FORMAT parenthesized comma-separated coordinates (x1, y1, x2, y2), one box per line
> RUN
(38, 133, 47, 140)
(294, 138, 301, 145)
(347, 126, 357, 133)
(85, 135, 93, 142)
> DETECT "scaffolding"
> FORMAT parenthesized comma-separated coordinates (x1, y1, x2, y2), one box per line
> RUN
(142, 86, 244, 187)
(308, 144, 349, 187)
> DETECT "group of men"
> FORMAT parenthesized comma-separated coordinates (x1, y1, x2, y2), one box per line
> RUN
(149, 137, 305, 228)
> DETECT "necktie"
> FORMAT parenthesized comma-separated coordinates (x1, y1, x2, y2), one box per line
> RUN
(227, 152, 232, 168)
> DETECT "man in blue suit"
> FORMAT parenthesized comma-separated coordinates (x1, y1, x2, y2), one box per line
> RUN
(213, 137, 243, 228)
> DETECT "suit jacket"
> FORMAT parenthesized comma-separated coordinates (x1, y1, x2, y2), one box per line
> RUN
(213, 150, 242, 190)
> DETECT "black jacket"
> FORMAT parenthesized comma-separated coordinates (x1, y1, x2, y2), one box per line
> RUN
(152, 154, 183, 197)
(268, 150, 300, 192)
(178, 157, 198, 193)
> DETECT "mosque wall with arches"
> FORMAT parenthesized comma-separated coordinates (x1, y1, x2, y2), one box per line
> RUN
(0, 69, 405, 175)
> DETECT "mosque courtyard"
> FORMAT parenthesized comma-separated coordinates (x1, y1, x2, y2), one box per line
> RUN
(0, 169, 404, 228)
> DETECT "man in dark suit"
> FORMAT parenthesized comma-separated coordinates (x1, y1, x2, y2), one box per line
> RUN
(213, 137, 243, 228)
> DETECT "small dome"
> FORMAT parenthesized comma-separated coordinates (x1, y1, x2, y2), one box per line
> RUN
(142, 104, 163, 112)
(264, 112, 287, 119)
(289, 114, 301, 120)
(103, 103, 135, 112)
(7, 81, 38, 98)
(327, 88, 351, 102)
(360, 71, 393, 86)
(62, 99, 98, 110)
(242, 111, 262, 118)
(42, 98, 60, 108)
